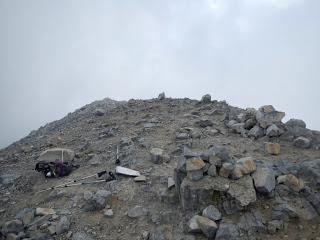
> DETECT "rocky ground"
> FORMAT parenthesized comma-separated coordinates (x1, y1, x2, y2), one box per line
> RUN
(0, 94, 320, 240)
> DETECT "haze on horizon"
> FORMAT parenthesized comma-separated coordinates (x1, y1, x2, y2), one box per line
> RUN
(0, 0, 319, 149)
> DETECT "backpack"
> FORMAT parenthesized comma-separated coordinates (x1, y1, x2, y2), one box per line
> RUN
(35, 161, 77, 178)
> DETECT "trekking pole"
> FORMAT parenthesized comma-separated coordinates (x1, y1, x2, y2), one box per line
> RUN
(115, 145, 120, 165)
(39, 178, 116, 191)
(36, 170, 108, 194)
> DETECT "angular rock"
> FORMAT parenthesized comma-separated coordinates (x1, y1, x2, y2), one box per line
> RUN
(134, 175, 146, 182)
(187, 215, 202, 233)
(38, 148, 75, 162)
(35, 208, 55, 216)
(299, 159, 320, 189)
(196, 119, 214, 128)
(256, 105, 285, 128)
(197, 216, 218, 238)
(207, 165, 217, 177)
(55, 216, 70, 235)
(15, 208, 35, 225)
(94, 109, 104, 116)
(219, 162, 234, 178)
(227, 120, 246, 134)
(183, 146, 200, 159)
(238, 211, 266, 234)
(150, 148, 164, 164)
(267, 220, 283, 234)
(252, 167, 275, 194)
(244, 118, 256, 130)
(104, 209, 114, 218)
(201, 94, 211, 103)
(278, 174, 304, 192)
(265, 142, 280, 155)
(235, 157, 256, 175)
(215, 222, 239, 240)
(176, 132, 189, 141)
(83, 190, 111, 211)
(248, 125, 264, 139)
(186, 157, 205, 181)
(158, 92, 165, 100)
(167, 177, 175, 189)
(286, 119, 306, 129)
(266, 124, 283, 137)
(1, 220, 24, 235)
(202, 205, 221, 221)
(180, 175, 256, 210)
(127, 205, 148, 218)
(293, 136, 311, 149)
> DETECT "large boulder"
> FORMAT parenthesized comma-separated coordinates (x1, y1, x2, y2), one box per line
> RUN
(39, 148, 75, 162)
(179, 175, 256, 210)
(252, 167, 275, 194)
(293, 137, 311, 149)
(201, 94, 211, 104)
(256, 105, 285, 129)
(299, 159, 320, 190)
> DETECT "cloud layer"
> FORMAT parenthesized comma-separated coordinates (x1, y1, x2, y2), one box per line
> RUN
(0, 0, 319, 148)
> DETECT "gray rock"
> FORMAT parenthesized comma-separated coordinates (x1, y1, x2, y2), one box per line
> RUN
(180, 175, 256, 210)
(207, 165, 217, 177)
(150, 148, 164, 164)
(244, 118, 256, 130)
(38, 148, 75, 162)
(202, 205, 222, 221)
(186, 215, 202, 233)
(256, 105, 285, 128)
(208, 145, 230, 161)
(158, 92, 165, 100)
(83, 190, 111, 211)
(88, 155, 102, 166)
(267, 220, 283, 234)
(177, 156, 187, 173)
(197, 216, 218, 238)
(238, 211, 266, 235)
(201, 94, 211, 104)
(176, 132, 189, 140)
(219, 162, 234, 178)
(0, 173, 20, 186)
(299, 159, 320, 189)
(272, 203, 298, 221)
(186, 157, 205, 181)
(104, 209, 114, 218)
(94, 109, 104, 116)
(15, 208, 35, 225)
(35, 208, 55, 216)
(266, 124, 283, 137)
(215, 222, 239, 240)
(293, 136, 311, 148)
(127, 205, 148, 218)
(167, 177, 175, 189)
(286, 119, 306, 128)
(72, 232, 95, 240)
(252, 167, 275, 194)
(55, 216, 71, 235)
(134, 175, 146, 182)
(196, 119, 214, 128)
(248, 125, 264, 139)
(2, 219, 24, 235)
(227, 120, 246, 134)
(183, 146, 200, 159)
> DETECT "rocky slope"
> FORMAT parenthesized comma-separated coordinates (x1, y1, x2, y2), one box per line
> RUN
(0, 94, 320, 240)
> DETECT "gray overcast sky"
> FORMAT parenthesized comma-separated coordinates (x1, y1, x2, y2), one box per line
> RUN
(0, 0, 319, 149)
